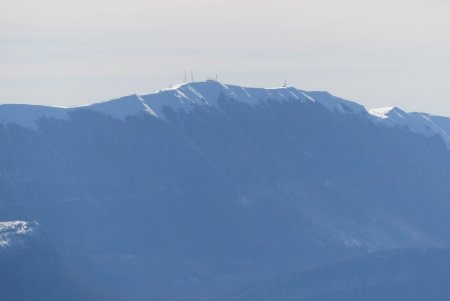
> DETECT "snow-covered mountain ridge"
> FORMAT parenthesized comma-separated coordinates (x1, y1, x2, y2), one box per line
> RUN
(1, 80, 449, 147)
(0, 80, 365, 126)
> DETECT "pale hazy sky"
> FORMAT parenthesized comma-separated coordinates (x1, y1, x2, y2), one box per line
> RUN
(1, 0, 449, 114)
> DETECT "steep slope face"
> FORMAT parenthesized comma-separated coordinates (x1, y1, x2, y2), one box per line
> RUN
(1, 82, 450, 300)
(0, 221, 117, 301)
(226, 248, 450, 301)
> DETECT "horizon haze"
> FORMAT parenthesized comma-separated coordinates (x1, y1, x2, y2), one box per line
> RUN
(1, 0, 450, 115)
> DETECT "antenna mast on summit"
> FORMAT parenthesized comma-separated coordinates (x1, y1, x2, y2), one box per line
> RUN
(283, 79, 287, 88)
(184, 70, 187, 83)
(191, 71, 194, 82)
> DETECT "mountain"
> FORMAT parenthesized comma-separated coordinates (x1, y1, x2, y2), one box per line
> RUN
(0, 221, 119, 301)
(1, 80, 450, 300)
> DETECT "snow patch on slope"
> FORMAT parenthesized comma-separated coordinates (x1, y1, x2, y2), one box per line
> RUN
(369, 107, 397, 119)
(0, 221, 38, 248)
